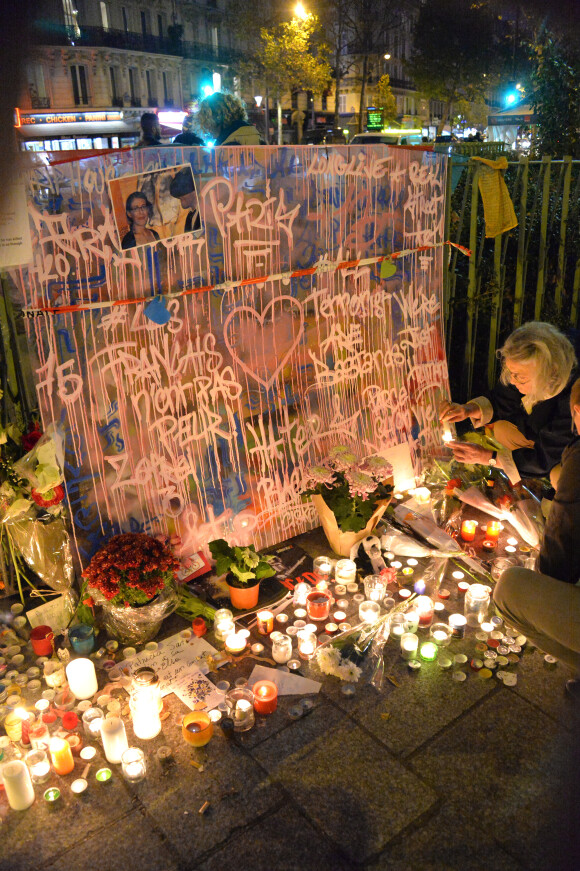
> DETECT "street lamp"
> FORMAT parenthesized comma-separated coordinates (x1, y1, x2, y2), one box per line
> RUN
(255, 95, 263, 108)
(384, 53, 391, 60)
(294, 2, 308, 19)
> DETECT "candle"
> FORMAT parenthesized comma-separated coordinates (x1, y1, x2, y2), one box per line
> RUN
(44, 787, 61, 803)
(332, 610, 347, 622)
(306, 590, 331, 622)
(413, 487, 431, 504)
(66, 658, 98, 700)
(363, 574, 387, 601)
(292, 582, 310, 607)
(96, 768, 112, 783)
(121, 747, 147, 782)
(252, 680, 278, 715)
(505, 545, 517, 553)
(182, 712, 213, 746)
(419, 642, 438, 661)
(334, 559, 357, 584)
(400, 633, 419, 660)
(226, 687, 255, 732)
(452, 570, 465, 580)
(486, 521, 501, 540)
(457, 581, 470, 595)
(482, 539, 497, 551)
(2, 760, 35, 810)
(82, 706, 104, 739)
(251, 643, 265, 655)
(415, 596, 435, 628)
(275, 613, 289, 626)
(49, 737, 75, 775)
(256, 610, 274, 635)
(398, 588, 412, 600)
(313, 556, 333, 582)
(413, 579, 426, 594)
(130, 667, 161, 740)
(271, 634, 292, 664)
(460, 520, 477, 542)
(71, 778, 88, 794)
(429, 623, 452, 647)
(358, 600, 381, 625)
(297, 630, 317, 660)
(389, 614, 406, 637)
(403, 610, 419, 633)
(100, 716, 128, 764)
(213, 609, 235, 642)
(448, 613, 467, 638)
(224, 632, 247, 654)
(506, 537, 518, 546)
(464, 584, 491, 626)
(25, 749, 51, 784)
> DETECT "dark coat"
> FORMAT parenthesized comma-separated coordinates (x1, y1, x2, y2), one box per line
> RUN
(539, 436, 580, 584)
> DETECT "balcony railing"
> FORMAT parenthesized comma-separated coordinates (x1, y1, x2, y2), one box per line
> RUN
(32, 23, 245, 65)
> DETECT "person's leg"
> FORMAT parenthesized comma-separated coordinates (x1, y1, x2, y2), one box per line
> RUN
(493, 566, 580, 671)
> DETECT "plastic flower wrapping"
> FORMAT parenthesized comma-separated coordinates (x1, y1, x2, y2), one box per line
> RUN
(303, 445, 394, 533)
(0, 419, 73, 600)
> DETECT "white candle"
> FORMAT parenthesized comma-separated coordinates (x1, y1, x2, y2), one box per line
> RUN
(2, 760, 35, 810)
(400, 633, 419, 660)
(358, 600, 381, 625)
(66, 658, 98, 700)
(224, 632, 247, 654)
(334, 559, 357, 584)
(100, 716, 129, 764)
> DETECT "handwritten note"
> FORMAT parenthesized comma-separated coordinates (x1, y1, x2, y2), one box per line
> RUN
(117, 633, 224, 697)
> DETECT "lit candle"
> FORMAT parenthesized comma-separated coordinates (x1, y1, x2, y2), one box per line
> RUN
(213, 609, 235, 641)
(82, 706, 104, 739)
(224, 632, 247, 654)
(252, 680, 278, 715)
(486, 521, 501, 540)
(25, 749, 51, 784)
(313, 556, 333, 582)
(100, 716, 129, 765)
(271, 634, 293, 663)
(415, 595, 435, 627)
(256, 610, 274, 635)
(358, 600, 381, 625)
(419, 642, 438, 661)
(2, 760, 35, 810)
(413, 579, 426, 594)
(297, 630, 317, 660)
(182, 711, 213, 747)
(506, 537, 518, 546)
(389, 614, 406, 637)
(429, 623, 452, 646)
(460, 520, 477, 542)
(65, 658, 98, 700)
(482, 539, 497, 551)
(292, 581, 310, 607)
(448, 613, 467, 638)
(400, 633, 419, 661)
(413, 487, 431, 504)
(306, 590, 331, 622)
(457, 581, 470, 595)
(452, 570, 465, 580)
(121, 747, 147, 782)
(49, 737, 75, 775)
(130, 667, 161, 740)
(505, 545, 517, 553)
(334, 559, 357, 584)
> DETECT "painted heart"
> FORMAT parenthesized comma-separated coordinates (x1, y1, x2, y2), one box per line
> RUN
(223, 296, 304, 391)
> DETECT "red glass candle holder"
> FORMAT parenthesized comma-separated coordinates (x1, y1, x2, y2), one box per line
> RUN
(252, 680, 278, 715)
(460, 520, 477, 542)
(306, 590, 331, 622)
(486, 521, 501, 541)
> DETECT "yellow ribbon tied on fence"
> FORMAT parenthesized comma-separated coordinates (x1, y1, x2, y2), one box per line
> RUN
(472, 156, 518, 238)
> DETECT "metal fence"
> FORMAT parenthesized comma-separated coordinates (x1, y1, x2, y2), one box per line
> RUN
(443, 155, 580, 400)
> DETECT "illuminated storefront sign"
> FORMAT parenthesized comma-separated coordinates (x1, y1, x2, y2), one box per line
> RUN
(16, 110, 124, 126)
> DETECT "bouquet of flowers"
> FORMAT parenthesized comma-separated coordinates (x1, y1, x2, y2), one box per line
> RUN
(83, 533, 180, 607)
(0, 416, 72, 600)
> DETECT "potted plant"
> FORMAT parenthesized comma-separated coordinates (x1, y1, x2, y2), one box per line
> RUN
(82, 533, 180, 643)
(208, 539, 276, 610)
(303, 445, 394, 556)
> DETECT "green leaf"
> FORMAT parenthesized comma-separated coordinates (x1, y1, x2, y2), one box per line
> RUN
(380, 260, 397, 279)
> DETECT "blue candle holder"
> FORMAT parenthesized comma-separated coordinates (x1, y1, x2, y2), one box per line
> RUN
(69, 624, 95, 655)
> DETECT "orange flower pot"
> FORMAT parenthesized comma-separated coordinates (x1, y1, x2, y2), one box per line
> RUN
(226, 577, 261, 611)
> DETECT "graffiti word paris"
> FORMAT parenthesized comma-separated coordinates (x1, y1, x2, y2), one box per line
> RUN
(15, 145, 450, 565)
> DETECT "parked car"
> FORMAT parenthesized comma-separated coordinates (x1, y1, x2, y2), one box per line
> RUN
(302, 127, 348, 145)
(350, 131, 425, 146)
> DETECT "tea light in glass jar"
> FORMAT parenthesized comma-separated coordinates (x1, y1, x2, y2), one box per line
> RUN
(429, 623, 452, 647)
(306, 590, 331, 622)
(292, 581, 310, 607)
(413, 487, 431, 504)
(182, 711, 213, 746)
(400, 632, 419, 660)
(82, 706, 104, 739)
(363, 574, 387, 602)
(275, 613, 289, 627)
(213, 608, 235, 641)
(334, 559, 357, 584)
(25, 748, 51, 783)
(403, 610, 419, 633)
(415, 596, 435, 627)
(100, 716, 129, 765)
(224, 632, 247, 654)
(121, 747, 147, 782)
(460, 520, 477, 542)
(313, 556, 333, 582)
(486, 521, 501, 540)
(358, 600, 381, 625)
(272, 634, 293, 663)
(256, 610, 274, 635)
(297, 630, 317, 660)
(389, 614, 406, 638)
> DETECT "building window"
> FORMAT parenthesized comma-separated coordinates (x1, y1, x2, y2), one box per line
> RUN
(70, 64, 89, 106)
(338, 94, 347, 114)
(140, 10, 148, 36)
(100, 1, 109, 30)
(157, 14, 163, 37)
(211, 26, 219, 54)
(146, 70, 156, 106)
(128, 68, 139, 105)
(27, 63, 49, 109)
(122, 6, 129, 32)
(163, 72, 172, 106)
(109, 67, 120, 104)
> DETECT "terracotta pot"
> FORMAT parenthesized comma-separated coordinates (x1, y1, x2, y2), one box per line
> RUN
(226, 576, 261, 610)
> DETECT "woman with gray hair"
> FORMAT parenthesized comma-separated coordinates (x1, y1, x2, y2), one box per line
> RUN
(196, 92, 262, 146)
(440, 321, 577, 483)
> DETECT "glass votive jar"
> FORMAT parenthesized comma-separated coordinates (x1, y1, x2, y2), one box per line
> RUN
(460, 520, 477, 541)
(464, 584, 491, 626)
(363, 575, 387, 602)
(121, 747, 147, 782)
(448, 613, 467, 638)
(491, 556, 518, 581)
(313, 556, 333, 582)
(226, 688, 255, 732)
(403, 609, 419, 633)
(400, 633, 419, 661)
(271, 634, 293, 664)
(82, 706, 104, 740)
(358, 600, 381, 625)
(256, 610, 274, 635)
(68, 624, 95, 655)
(213, 609, 235, 641)
(486, 521, 502, 540)
(415, 596, 435, 628)
(306, 590, 331, 622)
(292, 582, 310, 607)
(429, 623, 452, 647)
(182, 711, 213, 746)
(25, 748, 51, 784)
(297, 630, 317, 660)
(389, 613, 406, 638)
(383, 597, 396, 613)
(334, 559, 357, 584)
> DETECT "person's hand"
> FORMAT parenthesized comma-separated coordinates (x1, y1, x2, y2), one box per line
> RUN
(449, 441, 493, 465)
(439, 400, 470, 423)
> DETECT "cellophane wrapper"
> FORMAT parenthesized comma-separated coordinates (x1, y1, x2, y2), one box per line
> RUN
(4, 511, 74, 593)
(94, 581, 179, 644)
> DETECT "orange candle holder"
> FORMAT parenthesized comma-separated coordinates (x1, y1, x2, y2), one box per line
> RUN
(460, 520, 477, 542)
(256, 610, 274, 635)
(486, 521, 501, 540)
(49, 737, 75, 775)
(252, 680, 278, 715)
(182, 712, 213, 747)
